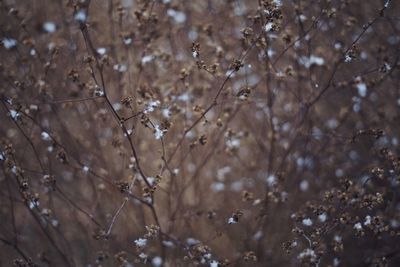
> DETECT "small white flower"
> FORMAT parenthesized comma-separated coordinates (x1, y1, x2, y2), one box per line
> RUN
(300, 180, 309, 191)
(354, 222, 362, 230)
(266, 175, 277, 187)
(344, 54, 352, 62)
(154, 125, 164, 140)
(82, 165, 89, 173)
(97, 47, 107, 55)
(298, 248, 317, 262)
(211, 182, 225, 192)
(10, 109, 19, 119)
(167, 9, 186, 23)
(43, 22, 56, 33)
(41, 131, 51, 141)
(318, 213, 327, 223)
(265, 22, 273, 32)
(113, 64, 127, 72)
(141, 55, 154, 64)
(144, 100, 160, 114)
(152, 256, 162, 267)
(228, 217, 237, 224)
(3, 38, 17, 49)
(123, 37, 132, 45)
(134, 238, 147, 248)
(192, 50, 199, 58)
(74, 10, 87, 22)
(356, 82, 367, 97)
(302, 218, 313, 226)
(210, 260, 219, 267)
(364, 215, 371, 226)
(29, 200, 39, 209)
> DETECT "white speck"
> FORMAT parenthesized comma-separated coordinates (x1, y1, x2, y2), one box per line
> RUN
(141, 55, 154, 64)
(41, 132, 51, 141)
(318, 213, 327, 223)
(385, 0, 390, 8)
(334, 42, 342, 50)
(226, 138, 240, 149)
(139, 252, 147, 260)
(334, 258, 340, 266)
(230, 180, 243, 191)
(167, 9, 186, 24)
(334, 235, 342, 242)
(162, 108, 171, 118)
(29, 200, 39, 210)
(344, 54, 352, 62)
(51, 219, 59, 227)
(299, 55, 325, 68)
(210, 260, 219, 267)
(74, 10, 87, 22)
(154, 125, 164, 140)
(364, 215, 371, 226)
(211, 182, 225, 192)
(265, 22, 273, 32)
(162, 240, 174, 247)
(82, 165, 89, 172)
(326, 118, 338, 129)
(144, 100, 160, 113)
(134, 238, 147, 248)
(335, 168, 344, 177)
(228, 217, 237, 224)
(253, 230, 263, 240)
(3, 38, 17, 49)
(302, 218, 313, 226)
(30, 49, 36, 56)
(152, 256, 162, 267)
(217, 166, 231, 181)
(113, 64, 127, 72)
(123, 37, 132, 45)
(97, 47, 106, 55)
(266, 175, 277, 187)
(10, 109, 19, 119)
(186, 238, 200, 245)
(0, 152, 4, 161)
(178, 93, 190, 101)
(43, 22, 56, 33)
(356, 82, 367, 97)
(273, 0, 282, 7)
(354, 222, 362, 230)
(300, 180, 309, 191)
(298, 248, 317, 262)
(192, 51, 199, 58)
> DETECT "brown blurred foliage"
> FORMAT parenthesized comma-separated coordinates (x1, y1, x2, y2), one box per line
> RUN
(1, 0, 400, 266)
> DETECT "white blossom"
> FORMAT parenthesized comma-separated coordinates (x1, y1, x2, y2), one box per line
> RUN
(154, 125, 164, 140)
(302, 218, 313, 226)
(96, 47, 106, 55)
(3, 38, 17, 49)
(364, 215, 371, 226)
(167, 9, 186, 24)
(43, 22, 56, 33)
(152, 256, 162, 267)
(228, 217, 237, 224)
(354, 222, 362, 230)
(144, 100, 160, 113)
(134, 238, 147, 248)
(318, 213, 327, 223)
(41, 131, 51, 141)
(75, 10, 87, 22)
